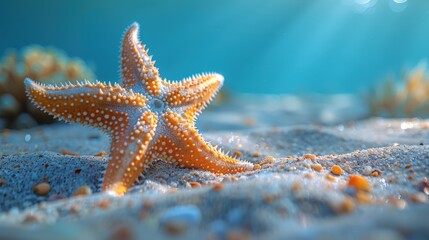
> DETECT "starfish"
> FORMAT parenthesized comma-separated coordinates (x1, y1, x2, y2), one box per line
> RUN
(25, 22, 253, 196)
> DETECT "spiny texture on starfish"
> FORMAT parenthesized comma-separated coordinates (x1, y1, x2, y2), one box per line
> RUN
(25, 22, 253, 196)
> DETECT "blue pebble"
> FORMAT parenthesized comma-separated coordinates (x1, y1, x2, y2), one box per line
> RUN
(209, 219, 227, 239)
(227, 208, 244, 226)
(159, 205, 202, 228)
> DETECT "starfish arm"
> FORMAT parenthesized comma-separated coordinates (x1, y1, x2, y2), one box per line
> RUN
(24, 78, 147, 134)
(102, 111, 157, 196)
(164, 73, 224, 122)
(121, 22, 161, 96)
(153, 111, 253, 174)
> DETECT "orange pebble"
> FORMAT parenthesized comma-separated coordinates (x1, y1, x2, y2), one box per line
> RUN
(232, 150, 243, 158)
(332, 197, 355, 214)
(304, 172, 314, 179)
(94, 151, 107, 156)
(260, 156, 274, 165)
(331, 165, 342, 175)
(212, 182, 223, 191)
(252, 152, 259, 158)
(326, 174, 337, 182)
(61, 149, 79, 156)
(303, 154, 316, 161)
(347, 175, 370, 192)
(96, 200, 110, 209)
(355, 191, 373, 204)
(33, 182, 51, 196)
(310, 164, 322, 172)
(72, 185, 92, 197)
(23, 214, 40, 224)
(291, 182, 301, 192)
(189, 182, 201, 188)
(410, 193, 428, 203)
(253, 164, 261, 170)
(69, 205, 80, 214)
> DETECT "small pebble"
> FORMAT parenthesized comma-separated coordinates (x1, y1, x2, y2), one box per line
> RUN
(326, 174, 337, 182)
(94, 151, 107, 156)
(363, 166, 372, 176)
(260, 156, 274, 165)
(304, 172, 314, 179)
(33, 182, 51, 196)
(263, 194, 278, 204)
(310, 164, 322, 172)
(253, 164, 261, 170)
(139, 200, 154, 220)
(243, 117, 255, 126)
(370, 169, 381, 177)
(342, 163, 352, 173)
(212, 182, 223, 191)
(109, 225, 133, 240)
(232, 150, 243, 158)
(61, 149, 79, 156)
(22, 214, 40, 224)
(209, 220, 227, 240)
(225, 229, 250, 240)
(302, 153, 316, 161)
(331, 165, 342, 175)
(332, 197, 355, 214)
(410, 193, 428, 203)
(291, 182, 301, 192)
(69, 204, 80, 214)
(96, 200, 111, 209)
(227, 208, 244, 225)
(347, 175, 370, 192)
(71, 185, 92, 197)
(189, 182, 201, 188)
(159, 205, 201, 236)
(387, 196, 406, 209)
(355, 191, 373, 204)
(223, 176, 239, 182)
(419, 178, 429, 195)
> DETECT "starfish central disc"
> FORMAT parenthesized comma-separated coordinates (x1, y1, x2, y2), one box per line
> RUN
(24, 22, 254, 196)
(149, 98, 165, 112)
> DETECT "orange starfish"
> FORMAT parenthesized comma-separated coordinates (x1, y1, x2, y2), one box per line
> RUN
(25, 22, 253, 196)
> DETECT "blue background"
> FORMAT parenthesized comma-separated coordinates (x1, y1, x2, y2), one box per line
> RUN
(1, 0, 428, 94)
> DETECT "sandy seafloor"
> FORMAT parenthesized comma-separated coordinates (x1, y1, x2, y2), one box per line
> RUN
(0, 94, 428, 240)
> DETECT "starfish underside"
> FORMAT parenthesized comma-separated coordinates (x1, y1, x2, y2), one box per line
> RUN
(25, 22, 253, 195)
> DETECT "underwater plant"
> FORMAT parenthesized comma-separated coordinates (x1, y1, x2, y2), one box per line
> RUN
(0, 45, 95, 128)
(366, 61, 429, 118)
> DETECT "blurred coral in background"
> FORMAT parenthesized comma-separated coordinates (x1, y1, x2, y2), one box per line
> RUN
(0, 46, 95, 129)
(366, 61, 429, 118)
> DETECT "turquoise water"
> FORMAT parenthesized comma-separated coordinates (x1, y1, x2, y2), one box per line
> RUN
(1, 0, 428, 94)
